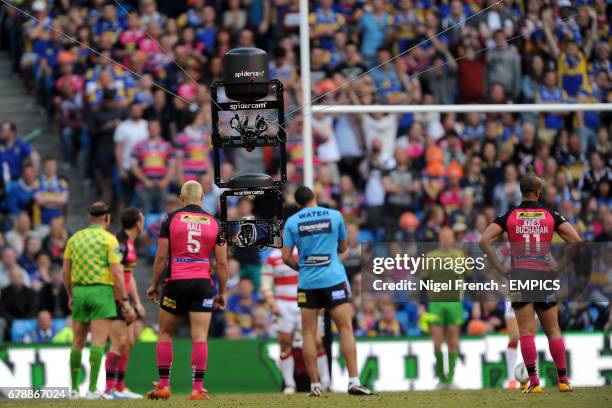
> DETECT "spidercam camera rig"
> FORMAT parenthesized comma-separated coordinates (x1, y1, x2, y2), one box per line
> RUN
(211, 47, 287, 248)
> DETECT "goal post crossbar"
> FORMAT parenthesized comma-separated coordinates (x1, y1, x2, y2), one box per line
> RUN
(310, 103, 612, 114)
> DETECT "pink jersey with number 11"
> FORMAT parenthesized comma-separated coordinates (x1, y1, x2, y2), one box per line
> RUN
(159, 204, 221, 281)
(494, 200, 567, 271)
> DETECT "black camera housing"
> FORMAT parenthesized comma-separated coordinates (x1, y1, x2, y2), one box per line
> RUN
(219, 187, 283, 248)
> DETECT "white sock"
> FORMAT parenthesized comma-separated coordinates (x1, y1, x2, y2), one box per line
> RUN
(505, 346, 518, 381)
(317, 354, 330, 386)
(348, 377, 360, 387)
(280, 353, 296, 388)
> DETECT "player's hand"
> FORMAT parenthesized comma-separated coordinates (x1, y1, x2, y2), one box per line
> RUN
(135, 302, 146, 318)
(122, 302, 137, 324)
(68, 296, 73, 310)
(214, 292, 227, 310)
(146, 285, 159, 304)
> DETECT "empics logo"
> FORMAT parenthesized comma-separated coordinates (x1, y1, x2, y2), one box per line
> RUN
(298, 219, 331, 236)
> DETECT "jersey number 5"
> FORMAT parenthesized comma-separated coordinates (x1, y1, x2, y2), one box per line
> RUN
(187, 230, 202, 253)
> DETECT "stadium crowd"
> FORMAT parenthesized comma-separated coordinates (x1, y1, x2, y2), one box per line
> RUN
(0, 0, 610, 343)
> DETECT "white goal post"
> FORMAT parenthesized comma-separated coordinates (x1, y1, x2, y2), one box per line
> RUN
(297, 0, 612, 188)
(300, 102, 612, 188)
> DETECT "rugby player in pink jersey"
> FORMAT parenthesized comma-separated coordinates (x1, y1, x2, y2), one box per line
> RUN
(145, 180, 228, 400)
(480, 175, 582, 394)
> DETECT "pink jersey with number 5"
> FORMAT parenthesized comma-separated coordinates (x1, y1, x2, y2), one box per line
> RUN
(159, 204, 221, 281)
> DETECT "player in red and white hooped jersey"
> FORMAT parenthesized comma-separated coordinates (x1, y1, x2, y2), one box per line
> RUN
(145, 181, 228, 401)
(262, 248, 330, 394)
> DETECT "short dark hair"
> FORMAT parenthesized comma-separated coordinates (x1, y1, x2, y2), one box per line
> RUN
(121, 207, 142, 229)
(88, 201, 111, 217)
(520, 175, 542, 196)
(294, 186, 314, 207)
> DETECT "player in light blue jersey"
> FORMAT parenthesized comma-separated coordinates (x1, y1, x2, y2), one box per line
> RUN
(282, 186, 372, 397)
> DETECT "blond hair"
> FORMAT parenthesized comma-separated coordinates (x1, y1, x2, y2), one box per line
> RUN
(180, 180, 204, 203)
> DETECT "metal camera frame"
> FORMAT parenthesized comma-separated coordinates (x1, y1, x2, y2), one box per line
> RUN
(211, 79, 287, 248)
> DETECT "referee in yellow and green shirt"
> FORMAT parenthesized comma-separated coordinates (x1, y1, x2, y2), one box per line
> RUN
(63, 202, 135, 399)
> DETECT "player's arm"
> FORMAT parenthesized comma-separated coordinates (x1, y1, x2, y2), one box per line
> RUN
(111, 262, 129, 301)
(338, 239, 348, 254)
(150, 237, 169, 291)
(261, 261, 278, 314)
(479, 223, 509, 274)
(337, 213, 348, 254)
(261, 274, 276, 308)
(62, 258, 73, 308)
(108, 238, 129, 300)
(109, 258, 136, 323)
(282, 220, 298, 270)
(282, 245, 299, 271)
(556, 222, 583, 243)
(553, 218, 583, 273)
(214, 241, 229, 310)
(109, 241, 136, 322)
(129, 273, 146, 317)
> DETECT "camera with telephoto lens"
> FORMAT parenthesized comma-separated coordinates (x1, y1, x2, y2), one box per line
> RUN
(211, 48, 287, 248)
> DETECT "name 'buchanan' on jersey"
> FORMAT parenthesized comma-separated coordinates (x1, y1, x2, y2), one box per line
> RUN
(159, 204, 221, 281)
(494, 201, 567, 270)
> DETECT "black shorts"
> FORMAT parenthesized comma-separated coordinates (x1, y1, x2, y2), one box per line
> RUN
(509, 268, 558, 304)
(160, 278, 215, 315)
(297, 281, 350, 310)
(511, 301, 558, 311)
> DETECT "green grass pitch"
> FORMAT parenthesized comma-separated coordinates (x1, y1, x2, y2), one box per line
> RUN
(2, 387, 611, 408)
